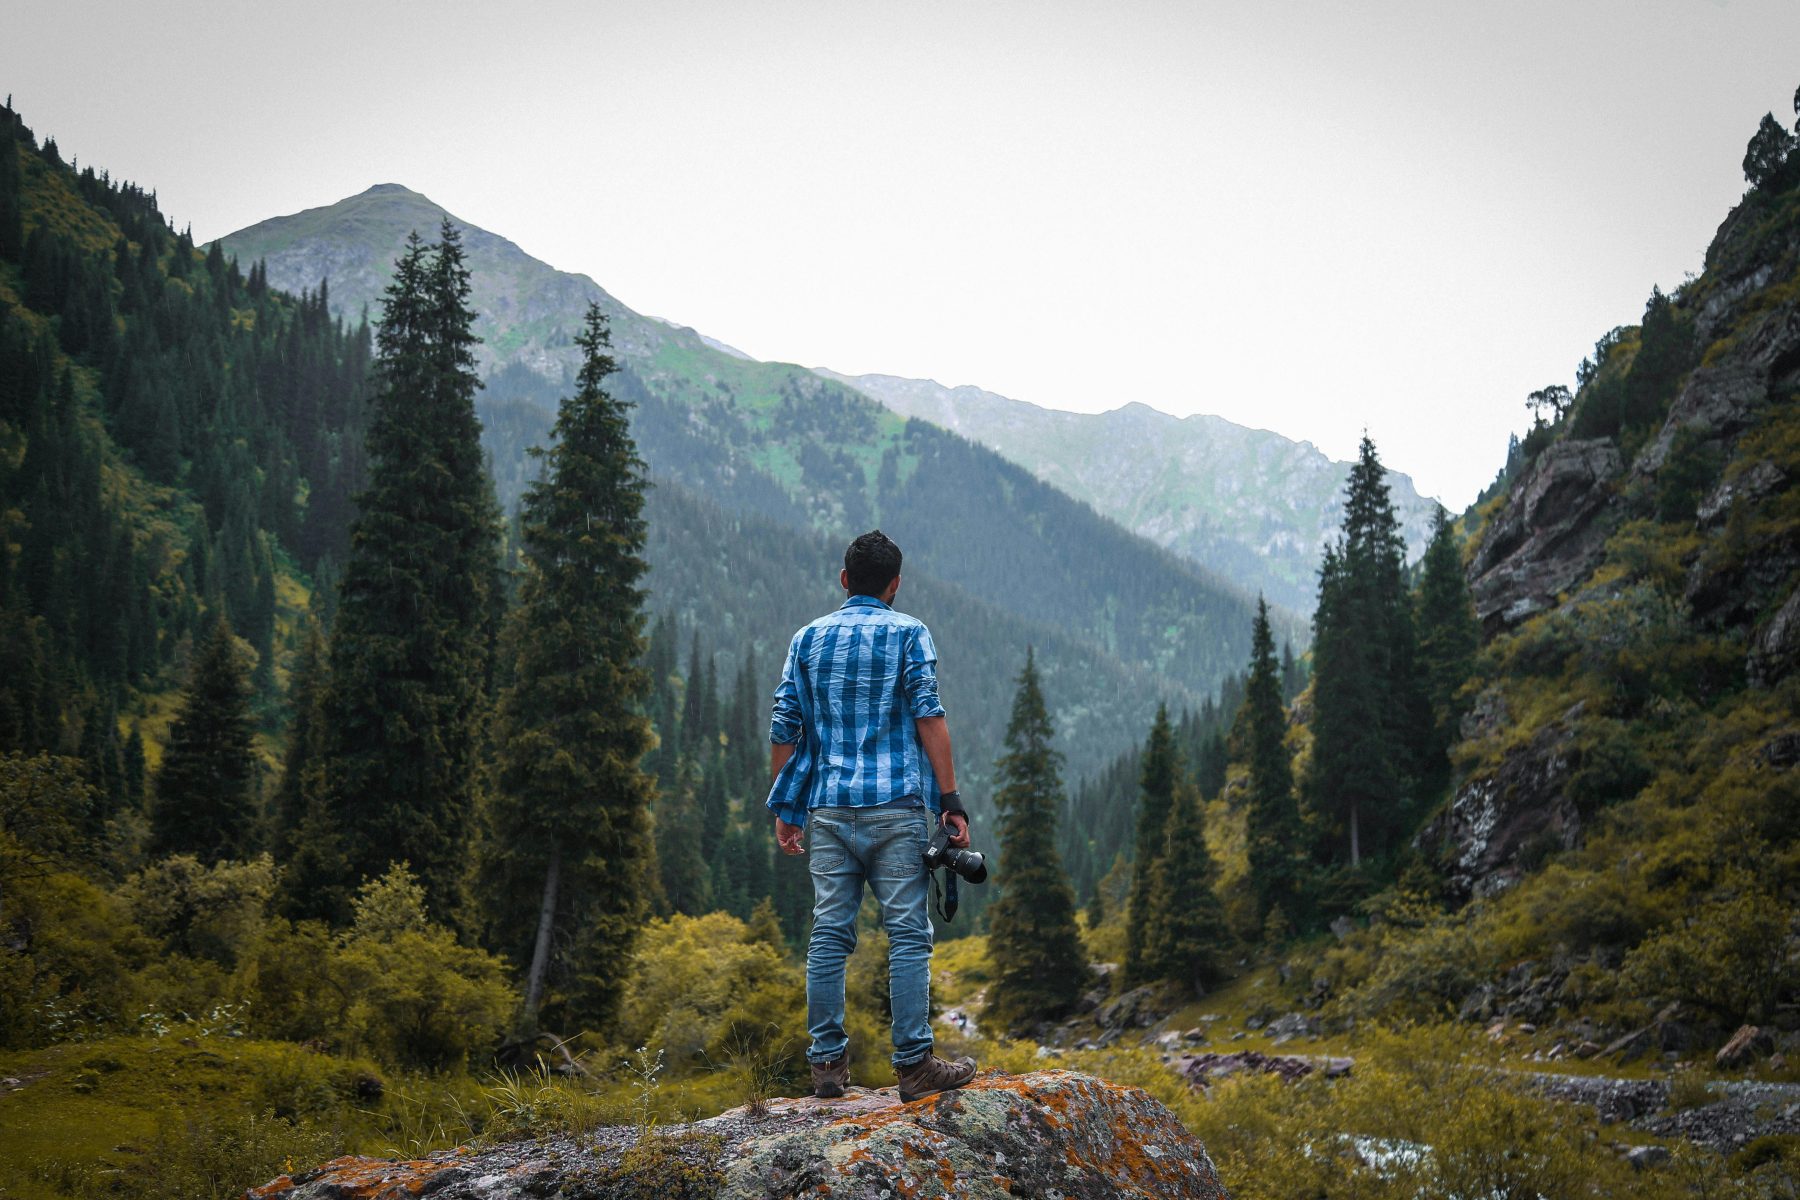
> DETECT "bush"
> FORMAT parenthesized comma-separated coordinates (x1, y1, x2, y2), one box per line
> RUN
(615, 912, 789, 1066)
(118, 855, 277, 966)
(1619, 887, 1795, 1022)
(334, 866, 516, 1069)
(0, 869, 158, 1046)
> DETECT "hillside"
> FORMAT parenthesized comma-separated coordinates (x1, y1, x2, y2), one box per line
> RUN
(817, 371, 1442, 613)
(216, 187, 1295, 775)
(1269, 119, 1800, 1064)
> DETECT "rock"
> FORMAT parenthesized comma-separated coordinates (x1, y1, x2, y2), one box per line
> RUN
(1182, 1028, 1208, 1044)
(1575, 1041, 1603, 1059)
(1635, 363, 1771, 478)
(1177, 1051, 1321, 1086)
(1097, 985, 1168, 1032)
(1717, 1025, 1776, 1070)
(1264, 1013, 1319, 1046)
(1468, 438, 1622, 634)
(250, 1070, 1232, 1200)
(1244, 1014, 1266, 1031)
(1517, 1023, 1537, 1035)
(1625, 1144, 1672, 1170)
(1698, 458, 1786, 527)
(1329, 915, 1358, 942)
(1487, 1021, 1509, 1042)
(1458, 985, 1498, 1023)
(1749, 586, 1800, 687)
(1416, 713, 1581, 900)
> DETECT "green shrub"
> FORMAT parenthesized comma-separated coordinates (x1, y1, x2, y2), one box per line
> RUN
(0, 869, 158, 1046)
(117, 854, 276, 966)
(334, 867, 516, 1069)
(614, 912, 789, 1068)
(1619, 887, 1794, 1022)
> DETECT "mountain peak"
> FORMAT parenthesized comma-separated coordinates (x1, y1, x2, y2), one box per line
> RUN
(359, 182, 421, 197)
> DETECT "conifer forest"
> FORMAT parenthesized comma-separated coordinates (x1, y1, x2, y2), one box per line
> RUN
(2, 54, 1800, 1200)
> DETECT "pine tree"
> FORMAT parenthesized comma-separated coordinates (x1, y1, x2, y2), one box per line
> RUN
(1144, 780, 1230, 994)
(657, 758, 711, 915)
(1414, 508, 1479, 788)
(149, 615, 256, 862)
(1123, 704, 1180, 985)
(1241, 596, 1302, 924)
(1307, 435, 1426, 868)
(479, 303, 657, 1036)
(985, 650, 1087, 1032)
(311, 224, 502, 923)
(271, 621, 325, 861)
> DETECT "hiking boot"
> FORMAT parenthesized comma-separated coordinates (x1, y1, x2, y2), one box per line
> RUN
(811, 1053, 848, 1099)
(896, 1052, 977, 1103)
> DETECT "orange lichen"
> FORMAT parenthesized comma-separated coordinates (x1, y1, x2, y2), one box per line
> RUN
(247, 1154, 462, 1200)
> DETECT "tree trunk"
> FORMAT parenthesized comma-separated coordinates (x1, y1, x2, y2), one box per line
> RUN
(521, 844, 561, 1036)
(1348, 801, 1361, 868)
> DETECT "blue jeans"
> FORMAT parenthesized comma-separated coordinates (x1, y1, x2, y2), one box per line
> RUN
(805, 804, 935, 1068)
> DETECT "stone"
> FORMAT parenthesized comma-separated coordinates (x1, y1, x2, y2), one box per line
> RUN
(1749, 586, 1800, 687)
(1182, 1028, 1208, 1044)
(1625, 1145, 1672, 1170)
(1417, 714, 1581, 900)
(249, 1071, 1232, 1200)
(1264, 1013, 1319, 1045)
(1468, 438, 1622, 634)
(1716, 1024, 1775, 1070)
(1329, 915, 1358, 942)
(1096, 985, 1168, 1032)
(1517, 1023, 1537, 1035)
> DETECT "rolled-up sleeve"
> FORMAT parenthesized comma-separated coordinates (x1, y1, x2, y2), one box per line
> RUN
(903, 625, 947, 719)
(770, 631, 805, 745)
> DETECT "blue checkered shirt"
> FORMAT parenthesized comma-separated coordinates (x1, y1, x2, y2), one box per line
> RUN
(765, 595, 948, 828)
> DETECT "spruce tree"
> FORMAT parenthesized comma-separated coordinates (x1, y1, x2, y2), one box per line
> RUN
(1414, 508, 1479, 785)
(149, 615, 256, 862)
(1241, 596, 1302, 924)
(271, 621, 324, 861)
(985, 650, 1087, 1032)
(479, 303, 657, 1036)
(311, 223, 502, 923)
(1123, 703, 1179, 985)
(1144, 779, 1230, 994)
(1307, 435, 1425, 868)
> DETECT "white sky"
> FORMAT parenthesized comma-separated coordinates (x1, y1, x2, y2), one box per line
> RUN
(8, 0, 1798, 507)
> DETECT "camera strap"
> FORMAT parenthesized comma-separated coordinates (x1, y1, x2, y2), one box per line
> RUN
(930, 867, 959, 923)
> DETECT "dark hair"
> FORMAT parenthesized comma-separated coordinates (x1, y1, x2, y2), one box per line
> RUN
(844, 530, 903, 595)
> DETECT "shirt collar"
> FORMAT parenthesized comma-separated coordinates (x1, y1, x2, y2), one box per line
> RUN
(843, 593, 892, 610)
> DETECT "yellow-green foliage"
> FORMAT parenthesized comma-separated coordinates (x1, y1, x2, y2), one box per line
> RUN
(614, 911, 799, 1071)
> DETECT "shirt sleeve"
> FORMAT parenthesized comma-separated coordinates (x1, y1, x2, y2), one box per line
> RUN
(769, 630, 805, 745)
(903, 624, 947, 720)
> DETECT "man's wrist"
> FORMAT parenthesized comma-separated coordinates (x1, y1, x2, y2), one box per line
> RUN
(939, 789, 967, 817)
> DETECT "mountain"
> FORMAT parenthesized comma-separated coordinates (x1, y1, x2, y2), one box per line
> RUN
(815, 372, 1443, 613)
(216, 186, 1295, 799)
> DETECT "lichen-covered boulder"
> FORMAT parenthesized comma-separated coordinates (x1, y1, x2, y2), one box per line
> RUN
(246, 1070, 1229, 1200)
(722, 1070, 1227, 1199)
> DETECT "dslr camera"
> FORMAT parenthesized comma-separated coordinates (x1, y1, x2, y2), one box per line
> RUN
(923, 822, 988, 884)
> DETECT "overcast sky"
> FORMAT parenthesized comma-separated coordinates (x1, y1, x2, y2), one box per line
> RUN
(8, 0, 1798, 506)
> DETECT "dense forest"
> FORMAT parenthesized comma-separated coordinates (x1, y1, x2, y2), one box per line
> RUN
(5, 83, 1800, 1200)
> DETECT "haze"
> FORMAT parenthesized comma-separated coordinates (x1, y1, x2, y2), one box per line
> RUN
(6, 0, 1797, 507)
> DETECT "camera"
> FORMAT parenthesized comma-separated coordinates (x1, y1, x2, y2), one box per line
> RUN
(923, 822, 988, 884)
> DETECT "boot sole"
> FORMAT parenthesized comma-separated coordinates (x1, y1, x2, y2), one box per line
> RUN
(813, 1082, 846, 1099)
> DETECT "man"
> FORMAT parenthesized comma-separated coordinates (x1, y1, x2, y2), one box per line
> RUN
(768, 530, 979, 1102)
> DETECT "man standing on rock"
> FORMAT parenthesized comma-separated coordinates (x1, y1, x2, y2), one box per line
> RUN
(768, 530, 979, 1102)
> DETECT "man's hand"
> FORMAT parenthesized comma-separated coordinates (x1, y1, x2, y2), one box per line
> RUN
(775, 816, 805, 856)
(941, 812, 970, 848)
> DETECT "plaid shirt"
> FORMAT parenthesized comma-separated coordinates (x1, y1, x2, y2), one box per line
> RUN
(764, 594, 948, 828)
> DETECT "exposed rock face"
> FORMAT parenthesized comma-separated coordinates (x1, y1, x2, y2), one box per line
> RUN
(1468, 439, 1621, 633)
(246, 1071, 1230, 1200)
(1417, 709, 1582, 899)
(1750, 585, 1800, 686)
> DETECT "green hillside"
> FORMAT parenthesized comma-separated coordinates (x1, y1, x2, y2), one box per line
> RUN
(216, 185, 1298, 784)
(817, 373, 1443, 613)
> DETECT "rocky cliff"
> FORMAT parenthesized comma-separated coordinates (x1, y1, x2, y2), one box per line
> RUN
(1427, 181, 1800, 901)
(246, 1071, 1230, 1200)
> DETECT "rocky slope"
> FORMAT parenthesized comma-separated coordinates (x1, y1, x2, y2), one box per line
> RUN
(1423, 179, 1800, 902)
(246, 1071, 1230, 1200)
(818, 372, 1442, 613)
